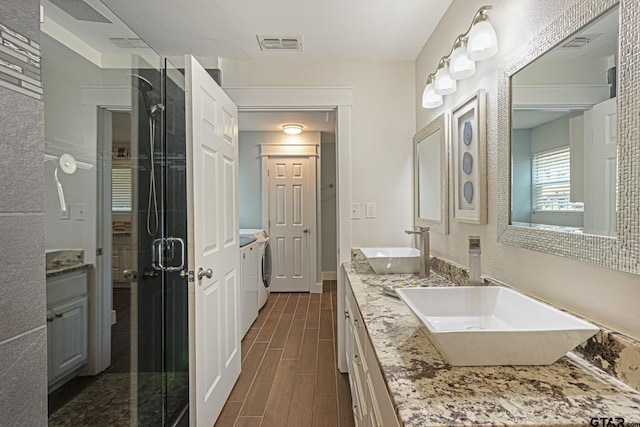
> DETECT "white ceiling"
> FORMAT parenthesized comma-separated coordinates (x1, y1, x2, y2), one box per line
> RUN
(100, 0, 453, 61)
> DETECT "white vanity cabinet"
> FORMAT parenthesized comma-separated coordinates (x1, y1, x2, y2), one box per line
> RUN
(345, 280, 400, 427)
(46, 269, 89, 387)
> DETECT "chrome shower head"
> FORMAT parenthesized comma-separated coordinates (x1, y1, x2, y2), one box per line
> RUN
(131, 73, 153, 93)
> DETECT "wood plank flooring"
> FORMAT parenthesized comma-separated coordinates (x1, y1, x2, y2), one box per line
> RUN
(215, 281, 355, 427)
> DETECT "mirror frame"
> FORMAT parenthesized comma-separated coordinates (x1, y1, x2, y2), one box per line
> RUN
(497, 0, 639, 275)
(414, 113, 449, 234)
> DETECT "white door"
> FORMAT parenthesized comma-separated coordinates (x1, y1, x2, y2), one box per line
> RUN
(585, 97, 617, 236)
(185, 55, 241, 426)
(268, 156, 313, 292)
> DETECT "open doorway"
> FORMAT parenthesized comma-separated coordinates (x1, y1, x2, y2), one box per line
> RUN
(110, 111, 134, 374)
(237, 110, 338, 292)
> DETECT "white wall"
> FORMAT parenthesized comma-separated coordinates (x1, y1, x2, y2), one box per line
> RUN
(415, 0, 640, 340)
(222, 60, 416, 248)
(238, 131, 265, 229)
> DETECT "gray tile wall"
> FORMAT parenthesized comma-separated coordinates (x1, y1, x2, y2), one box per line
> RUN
(0, 0, 47, 425)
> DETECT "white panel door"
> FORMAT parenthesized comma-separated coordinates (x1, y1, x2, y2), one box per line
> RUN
(268, 157, 311, 292)
(185, 55, 240, 426)
(585, 97, 617, 236)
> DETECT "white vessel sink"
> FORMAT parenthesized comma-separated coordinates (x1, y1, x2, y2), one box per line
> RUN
(360, 247, 420, 274)
(395, 286, 599, 366)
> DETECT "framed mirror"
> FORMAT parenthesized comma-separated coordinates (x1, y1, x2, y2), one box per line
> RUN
(414, 113, 448, 234)
(497, 0, 640, 275)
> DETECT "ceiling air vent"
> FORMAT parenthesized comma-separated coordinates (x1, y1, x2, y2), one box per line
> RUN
(109, 38, 149, 49)
(561, 33, 601, 49)
(49, 0, 112, 23)
(257, 35, 303, 51)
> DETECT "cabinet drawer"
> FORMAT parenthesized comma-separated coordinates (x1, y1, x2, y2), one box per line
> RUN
(46, 269, 88, 306)
(346, 283, 367, 349)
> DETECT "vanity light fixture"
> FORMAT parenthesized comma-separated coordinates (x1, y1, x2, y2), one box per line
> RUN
(422, 74, 443, 109)
(434, 58, 457, 95)
(422, 5, 497, 109)
(282, 124, 303, 135)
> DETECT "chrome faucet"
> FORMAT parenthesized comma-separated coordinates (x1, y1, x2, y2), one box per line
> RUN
(468, 236, 482, 285)
(405, 226, 430, 277)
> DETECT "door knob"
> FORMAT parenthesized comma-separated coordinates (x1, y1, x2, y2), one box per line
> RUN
(123, 269, 137, 281)
(197, 268, 213, 280)
(303, 228, 309, 233)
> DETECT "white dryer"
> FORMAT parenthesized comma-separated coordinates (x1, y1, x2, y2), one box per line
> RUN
(239, 229, 271, 309)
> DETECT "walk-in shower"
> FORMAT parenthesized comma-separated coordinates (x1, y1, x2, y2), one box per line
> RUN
(42, 2, 189, 425)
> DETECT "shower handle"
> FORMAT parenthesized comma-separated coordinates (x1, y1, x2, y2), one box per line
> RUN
(152, 237, 186, 272)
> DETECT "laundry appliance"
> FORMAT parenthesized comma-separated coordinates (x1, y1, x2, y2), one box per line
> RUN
(239, 234, 258, 338)
(239, 229, 271, 309)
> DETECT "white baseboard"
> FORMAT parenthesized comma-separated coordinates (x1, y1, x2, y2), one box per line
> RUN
(321, 271, 337, 281)
(311, 282, 323, 294)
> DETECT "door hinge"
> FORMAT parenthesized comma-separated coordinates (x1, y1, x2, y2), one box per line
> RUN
(96, 248, 103, 256)
(267, 169, 270, 177)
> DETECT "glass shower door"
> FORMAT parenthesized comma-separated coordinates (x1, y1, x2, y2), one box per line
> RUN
(161, 58, 189, 426)
(132, 58, 189, 426)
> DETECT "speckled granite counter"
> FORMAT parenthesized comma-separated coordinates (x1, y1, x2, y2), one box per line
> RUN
(46, 250, 92, 277)
(344, 256, 640, 426)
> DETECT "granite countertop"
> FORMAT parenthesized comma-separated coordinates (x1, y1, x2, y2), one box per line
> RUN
(344, 258, 640, 426)
(46, 249, 92, 277)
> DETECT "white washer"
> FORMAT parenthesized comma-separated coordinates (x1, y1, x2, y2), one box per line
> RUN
(239, 229, 271, 309)
(239, 236, 258, 338)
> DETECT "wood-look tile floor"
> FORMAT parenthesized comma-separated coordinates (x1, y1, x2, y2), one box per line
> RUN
(215, 281, 355, 427)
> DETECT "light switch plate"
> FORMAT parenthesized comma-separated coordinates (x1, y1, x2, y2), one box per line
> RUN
(351, 203, 360, 220)
(74, 203, 86, 221)
(366, 203, 376, 219)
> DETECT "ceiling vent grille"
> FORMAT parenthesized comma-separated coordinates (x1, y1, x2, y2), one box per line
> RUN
(49, 0, 112, 23)
(109, 38, 149, 49)
(257, 35, 303, 51)
(561, 33, 601, 49)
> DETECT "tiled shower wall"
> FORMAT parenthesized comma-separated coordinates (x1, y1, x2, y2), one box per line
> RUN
(0, 0, 47, 425)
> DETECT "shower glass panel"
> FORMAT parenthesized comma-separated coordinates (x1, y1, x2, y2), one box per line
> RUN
(161, 58, 189, 425)
(41, 1, 188, 425)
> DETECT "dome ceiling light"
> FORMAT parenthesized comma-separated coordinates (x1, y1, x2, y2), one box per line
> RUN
(282, 124, 303, 135)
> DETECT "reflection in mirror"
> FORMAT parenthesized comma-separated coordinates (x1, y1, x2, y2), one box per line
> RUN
(510, 5, 619, 237)
(418, 131, 441, 218)
(414, 114, 448, 234)
(498, 0, 640, 274)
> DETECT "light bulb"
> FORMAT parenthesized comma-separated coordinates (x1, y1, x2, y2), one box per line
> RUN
(449, 41, 476, 80)
(434, 62, 456, 95)
(467, 19, 498, 61)
(422, 81, 443, 109)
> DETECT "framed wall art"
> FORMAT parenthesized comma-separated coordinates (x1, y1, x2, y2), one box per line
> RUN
(451, 89, 487, 224)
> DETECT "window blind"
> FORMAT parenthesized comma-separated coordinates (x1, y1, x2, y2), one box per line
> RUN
(112, 167, 132, 212)
(532, 146, 583, 212)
